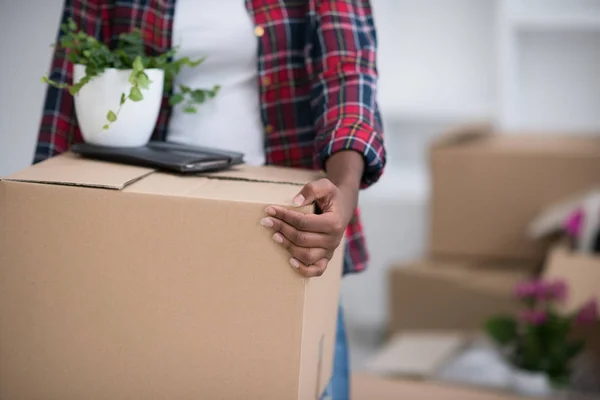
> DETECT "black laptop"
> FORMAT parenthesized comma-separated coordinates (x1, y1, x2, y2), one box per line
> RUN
(71, 141, 244, 173)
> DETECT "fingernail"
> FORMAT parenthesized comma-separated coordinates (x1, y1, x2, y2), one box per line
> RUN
(289, 258, 300, 269)
(293, 194, 305, 207)
(260, 218, 273, 228)
(272, 233, 284, 244)
(264, 207, 276, 216)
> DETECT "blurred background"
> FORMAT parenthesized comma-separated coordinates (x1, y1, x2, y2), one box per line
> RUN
(1, 0, 600, 398)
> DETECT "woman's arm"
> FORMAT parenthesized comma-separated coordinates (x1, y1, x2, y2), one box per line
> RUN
(310, 0, 386, 188)
(34, 0, 107, 164)
(262, 1, 385, 277)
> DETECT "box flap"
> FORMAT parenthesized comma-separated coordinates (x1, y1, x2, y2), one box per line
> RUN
(3, 153, 154, 190)
(202, 164, 324, 186)
(528, 189, 600, 242)
(430, 123, 492, 149)
(543, 244, 600, 314)
(125, 173, 305, 207)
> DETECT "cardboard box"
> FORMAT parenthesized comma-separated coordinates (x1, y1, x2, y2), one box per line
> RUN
(0, 154, 344, 400)
(389, 259, 532, 333)
(352, 374, 529, 400)
(430, 125, 600, 261)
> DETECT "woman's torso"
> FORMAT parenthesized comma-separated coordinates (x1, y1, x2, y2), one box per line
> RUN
(167, 0, 266, 166)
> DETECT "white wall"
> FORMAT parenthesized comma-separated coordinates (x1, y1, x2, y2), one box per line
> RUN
(0, 0, 63, 176)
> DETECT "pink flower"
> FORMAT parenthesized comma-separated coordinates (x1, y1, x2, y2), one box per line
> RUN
(515, 281, 537, 299)
(564, 209, 584, 238)
(546, 280, 568, 302)
(519, 309, 547, 325)
(576, 299, 598, 325)
(515, 279, 568, 302)
(535, 280, 568, 302)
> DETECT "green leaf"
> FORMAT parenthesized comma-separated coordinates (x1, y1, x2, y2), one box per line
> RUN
(106, 111, 117, 122)
(129, 86, 143, 101)
(136, 72, 151, 89)
(179, 84, 191, 94)
(132, 55, 144, 73)
(209, 85, 221, 98)
(485, 316, 518, 346)
(190, 90, 205, 103)
(68, 83, 82, 95)
(169, 93, 185, 106)
(67, 18, 77, 32)
(183, 106, 197, 113)
(565, 340, 585, 360)
(120, 93, 127, 105)
(177, 56, 206, 68)
(103, 124, 109, 130)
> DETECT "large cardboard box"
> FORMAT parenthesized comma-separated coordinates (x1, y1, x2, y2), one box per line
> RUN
(0, 154, 343, 400)
(430, 125, 600, 261)
(389, 259, 532, 333)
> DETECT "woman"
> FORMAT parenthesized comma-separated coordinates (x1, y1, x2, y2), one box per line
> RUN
(35, 0, 385, 398)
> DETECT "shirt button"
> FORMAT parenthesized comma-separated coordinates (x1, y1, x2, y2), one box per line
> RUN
(254, 26, 265, 37)
(265, 124, 274, 134)
(262, 76, 271, 86)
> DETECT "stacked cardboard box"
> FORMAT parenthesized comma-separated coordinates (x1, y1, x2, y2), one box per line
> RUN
(389, 124, 600, 334)
(380, 125, 600, 394)
(0, 154, 344, 400)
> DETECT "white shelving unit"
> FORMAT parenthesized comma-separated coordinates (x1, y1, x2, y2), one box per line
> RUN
(368, 0, 600, 197)
(373, 0, 600, 137)
(499, 0, 600, 131)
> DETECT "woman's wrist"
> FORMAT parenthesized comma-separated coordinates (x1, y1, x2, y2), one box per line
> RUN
(325, 150, 364, 212)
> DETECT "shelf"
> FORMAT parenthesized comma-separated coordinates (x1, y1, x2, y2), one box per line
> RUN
(510, 11, 600, 31)
(380, 102, 494, 124)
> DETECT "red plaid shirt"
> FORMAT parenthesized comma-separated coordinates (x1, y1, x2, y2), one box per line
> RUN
(35, 0, 386, 275)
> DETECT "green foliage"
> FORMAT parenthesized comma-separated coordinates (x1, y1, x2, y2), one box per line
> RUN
(485, 288, 589, 388)
(42, 18, 219, 129)
(485, 315, 518, 346)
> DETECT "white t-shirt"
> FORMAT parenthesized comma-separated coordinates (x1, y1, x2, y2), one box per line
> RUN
(167, 0, 266, 166)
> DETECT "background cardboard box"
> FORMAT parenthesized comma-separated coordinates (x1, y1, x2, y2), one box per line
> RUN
(0, 154, 343, 400)
(352, 374, 530, 400)
(388, 259, 532, 333)
(430, 125, 600, 262)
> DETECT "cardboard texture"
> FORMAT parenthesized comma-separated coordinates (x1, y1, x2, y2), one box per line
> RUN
(389, 259, 532, 333)
(542, 244, 600, 360)
(430, 125, 600, 261)
(0, 153, 344, 400)
(351, 374, 530, 400)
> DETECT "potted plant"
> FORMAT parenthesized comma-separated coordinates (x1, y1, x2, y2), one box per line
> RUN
(485, 279, 598, 397)
(42, 18, 219, 147)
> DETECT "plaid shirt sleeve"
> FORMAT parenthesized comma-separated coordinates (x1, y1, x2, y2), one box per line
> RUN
(34, 0, 107, 163)
(310, 0, 386, 188)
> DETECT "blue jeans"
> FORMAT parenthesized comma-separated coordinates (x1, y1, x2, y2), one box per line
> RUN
(320, 305, 350, 400)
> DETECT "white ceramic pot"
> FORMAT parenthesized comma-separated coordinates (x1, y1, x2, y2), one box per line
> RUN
(73, 64, 164, 147)
(512, 369, 553, 397)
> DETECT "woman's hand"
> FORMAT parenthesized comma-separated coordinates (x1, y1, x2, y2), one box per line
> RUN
(261, 178, 358, 277)
(261, 151, 364, 277)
